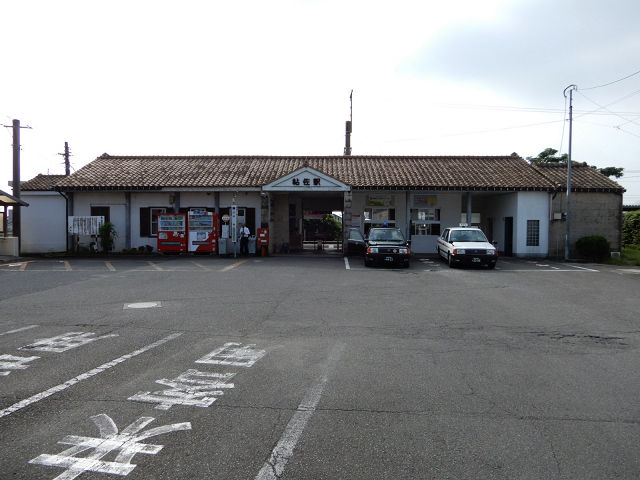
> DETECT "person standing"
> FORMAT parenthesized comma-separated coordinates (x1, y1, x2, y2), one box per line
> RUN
(239, 222, 250, 255)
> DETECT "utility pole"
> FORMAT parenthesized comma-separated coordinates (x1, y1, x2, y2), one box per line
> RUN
(563, 85, 577, 261)
(5, 119, 32, 251)
(344, 90, 353, 156)
(59, 141, 71, 175)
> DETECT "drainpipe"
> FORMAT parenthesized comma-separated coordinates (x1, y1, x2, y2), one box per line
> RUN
(125, 192, 131, 249)
(56, 189, 72, 252)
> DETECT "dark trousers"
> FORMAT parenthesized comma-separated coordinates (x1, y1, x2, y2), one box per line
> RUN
(240, 237, 249, 255)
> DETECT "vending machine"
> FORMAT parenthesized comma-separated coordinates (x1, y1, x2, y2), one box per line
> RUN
(188, 209, 219, 253)
(157, 213, 187, 253)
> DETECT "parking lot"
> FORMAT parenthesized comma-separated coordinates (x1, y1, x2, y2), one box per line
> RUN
(1, 255, 640, 479)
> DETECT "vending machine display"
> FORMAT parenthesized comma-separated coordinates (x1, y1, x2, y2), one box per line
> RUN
(157, 213, 187, 253)
(188, 210, 219, 253)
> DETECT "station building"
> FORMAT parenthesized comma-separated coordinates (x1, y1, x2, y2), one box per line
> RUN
(18, 153, 624, 257)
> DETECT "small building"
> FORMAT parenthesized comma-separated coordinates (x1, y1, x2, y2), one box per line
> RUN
(531, 162, 625, 257)
(18, 154, 624, 258)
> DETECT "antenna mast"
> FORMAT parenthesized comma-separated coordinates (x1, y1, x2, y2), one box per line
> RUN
(344, 90, 353, 156)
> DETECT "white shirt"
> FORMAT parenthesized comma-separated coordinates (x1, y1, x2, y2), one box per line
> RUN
(240, 226, 250, 238)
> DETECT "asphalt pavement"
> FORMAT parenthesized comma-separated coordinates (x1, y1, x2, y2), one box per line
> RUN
(1, 254, 640, 479)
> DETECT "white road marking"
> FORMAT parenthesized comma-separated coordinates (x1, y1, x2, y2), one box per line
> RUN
(566, 264, 599, 272)
(190, 261, 209, 270)
(19, 332, 119, 353)
(29, 413, 191, 479)
(0, 324, 38, 336)
(147, 261, 163, 271)
(0, 354, 40, 376)
(0, 332, 182, 419)
(497, 269, 594, 272)
(196, 342, 266, 367)
(124, 302, 162, 309)
(128, 369, 235, 410)
(105, 261, 116, 271)
(616, 268, 640, 275)
(344, 257, 350, 270)
(254, 342, 346, 480)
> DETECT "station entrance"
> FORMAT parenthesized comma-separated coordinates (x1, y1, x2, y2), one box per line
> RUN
(262, 166, 351, 256)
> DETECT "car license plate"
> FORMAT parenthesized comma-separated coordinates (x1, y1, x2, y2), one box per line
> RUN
(385, 256, 393, 262)
(472, 257, 481, 262)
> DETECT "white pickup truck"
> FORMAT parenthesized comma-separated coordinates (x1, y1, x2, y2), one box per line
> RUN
(437, 227, 498, 269)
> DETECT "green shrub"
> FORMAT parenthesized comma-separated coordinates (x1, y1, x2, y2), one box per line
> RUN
(576, 235, 610, 262)
(98, 222, 118, 254)
(622, 210, 640, 246)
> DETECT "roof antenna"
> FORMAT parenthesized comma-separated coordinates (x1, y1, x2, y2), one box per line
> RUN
(344, 90, 353, 156)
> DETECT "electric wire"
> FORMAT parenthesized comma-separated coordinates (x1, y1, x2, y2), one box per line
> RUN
(576, 90, 640, 134)
(580, 68, 640, 91)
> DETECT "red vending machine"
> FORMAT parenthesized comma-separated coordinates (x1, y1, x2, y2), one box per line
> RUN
(188, 209, 219, 253)
(157, 213, 187, 253)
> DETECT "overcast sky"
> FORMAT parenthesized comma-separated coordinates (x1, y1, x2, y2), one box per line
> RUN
(2, 0, 639, 202)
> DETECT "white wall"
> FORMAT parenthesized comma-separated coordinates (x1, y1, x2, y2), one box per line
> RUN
(485, 193, 518, 255)
(21, 192, 67, 253)
(410, 192, 461, 254)
(515, 191, 549, 257)
(131, 192, 172, 250)
(74, 192, 127, 251)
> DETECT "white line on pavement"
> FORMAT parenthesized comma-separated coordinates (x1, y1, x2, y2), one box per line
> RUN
(566, 264, 599, 272)
(0, 325, 38, 337)
(0, 332, 182, 419)
(254, 342, 346, 480)
(344, 257, 350, 270)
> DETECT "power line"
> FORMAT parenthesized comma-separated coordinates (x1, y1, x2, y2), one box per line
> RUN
(580, 68, 640, 91)
(576, 89, 640, 129)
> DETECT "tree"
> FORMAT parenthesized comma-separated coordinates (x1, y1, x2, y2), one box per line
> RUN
(622, 210, 640, 245)
(527, 148, 568, 163)
(320, 214, 343, 241)
(527, 147, 624, 178)
(596, 166, 624, 178)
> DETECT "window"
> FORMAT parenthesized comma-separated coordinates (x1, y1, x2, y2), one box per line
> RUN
(140, 207, 167, 237)
(410, 208, 439, 222)
(410, 208, 440, 236)
(526, 220, 540, 246)
(150, 208, 166, 236)
(411, 223, 440, 236)
(91, 206, 110, 223)
(364, 208, 395, 222)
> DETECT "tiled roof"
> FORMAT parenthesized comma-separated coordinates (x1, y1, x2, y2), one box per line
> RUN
(531, 162, 625, 193)
(20, 174, 68, 191)
(51, 154, 555, 191)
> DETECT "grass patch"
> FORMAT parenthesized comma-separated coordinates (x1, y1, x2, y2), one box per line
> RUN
(607, 244, 640, 266)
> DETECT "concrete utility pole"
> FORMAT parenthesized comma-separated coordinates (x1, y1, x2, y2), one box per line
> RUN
(12, 120, 21, 242)
(564, 85, 577, 261)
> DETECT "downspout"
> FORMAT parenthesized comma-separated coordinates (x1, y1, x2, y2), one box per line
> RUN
(56, 189, 71, 252)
